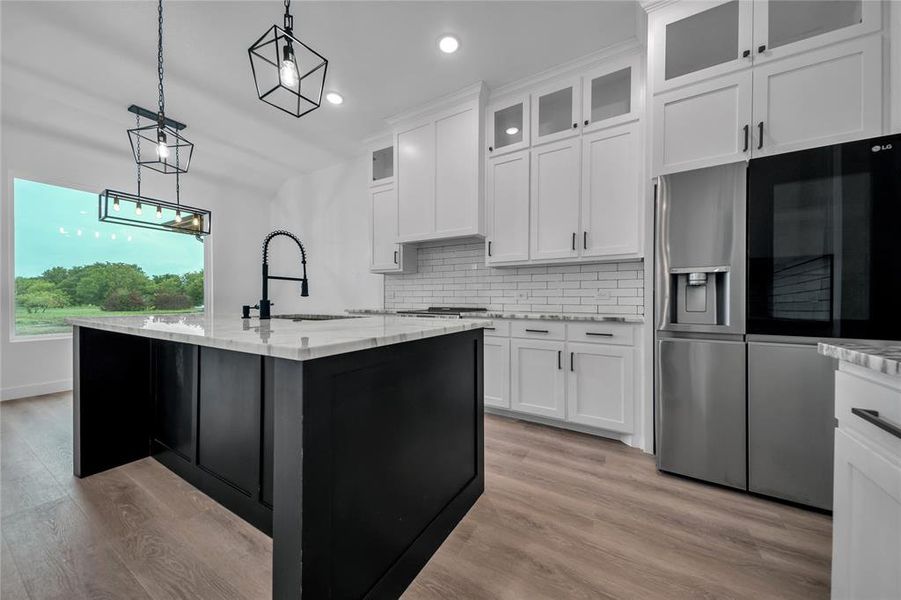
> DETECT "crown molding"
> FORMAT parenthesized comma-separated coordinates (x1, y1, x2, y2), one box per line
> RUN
(385, 81, 487, 125)
(486, 38, 644, 103)
(639, 0, 680, 14)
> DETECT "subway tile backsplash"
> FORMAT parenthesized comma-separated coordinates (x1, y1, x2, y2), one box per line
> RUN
(384, 239, 645, 315)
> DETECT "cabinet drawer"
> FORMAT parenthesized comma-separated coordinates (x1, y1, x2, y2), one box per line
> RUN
(482, 320, 510, 337)
(836, 369, 901, 460)
(566, 322, 634, 346)
(511, 320, 566, 340)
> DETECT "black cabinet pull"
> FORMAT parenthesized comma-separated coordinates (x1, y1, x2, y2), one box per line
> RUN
(484, 327, 496, 331)
(584, 120, 589, 126)
(852, 408, 901, 440)
(743, 124, 749, 152)
(572, 123, 578, 129)
(570, 352, 574, 371)
(487, 240, 492, 257)
(571, 232, 576, 251)
(758, 44, 766, 53)
(393, 250, 398, 264)
(557, 350, 562, 369)
(525, 328, 549, 334)
(757, 121, 764, 150)
(586, 332, 614, 337)
(742, 49, 750, 58)
(583, 231, 587, 250)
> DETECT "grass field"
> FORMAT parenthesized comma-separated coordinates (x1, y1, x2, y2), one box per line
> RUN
(15, 305, 199, 336)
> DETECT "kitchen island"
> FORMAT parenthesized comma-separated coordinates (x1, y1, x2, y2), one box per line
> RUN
(68, 313, 489, 600)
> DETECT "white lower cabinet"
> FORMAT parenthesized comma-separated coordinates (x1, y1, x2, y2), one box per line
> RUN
(483, 337, 510, 409)
(566, 342, 634, 433)
(510, 338, 566, 419)
(832, 428, 901, 600)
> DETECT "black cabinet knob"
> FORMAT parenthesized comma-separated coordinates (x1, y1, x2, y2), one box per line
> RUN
(584, 120, 589, 126)
(488, 146, 493, 152)
(572, 123, 578, 128)
(758, 44, 766, 53)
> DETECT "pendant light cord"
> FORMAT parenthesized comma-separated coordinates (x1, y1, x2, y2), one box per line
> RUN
(157, 0, 165, 125)
(284, 0, 293, 33)
(136, 113, 142, 195)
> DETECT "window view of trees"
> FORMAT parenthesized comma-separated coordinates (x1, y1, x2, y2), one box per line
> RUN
(14, 178, 204, 336)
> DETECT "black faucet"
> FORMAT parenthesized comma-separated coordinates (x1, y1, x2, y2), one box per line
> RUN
(243, 230, 308, 320)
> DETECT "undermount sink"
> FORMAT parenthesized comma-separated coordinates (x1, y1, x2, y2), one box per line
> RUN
(271, 314, 360, 322)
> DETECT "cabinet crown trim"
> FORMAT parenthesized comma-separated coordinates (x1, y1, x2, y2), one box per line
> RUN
(386, 81, 487, 126)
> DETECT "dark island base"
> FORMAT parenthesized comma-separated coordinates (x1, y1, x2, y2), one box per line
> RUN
(73, 326, 484, 599)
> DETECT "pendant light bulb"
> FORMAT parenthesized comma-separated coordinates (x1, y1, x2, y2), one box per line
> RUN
(280, 45, 299, 88)
(156, 205, 163, 219)
(113, 198, 120, 211)
(157, 141, 170, 159)
(135, 202, 143, 216)
(175, 210, 182, 223)
(192, 215, 200, 227)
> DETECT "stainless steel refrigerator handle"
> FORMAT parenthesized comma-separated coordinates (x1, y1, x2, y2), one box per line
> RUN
(852, 408, 901, 440)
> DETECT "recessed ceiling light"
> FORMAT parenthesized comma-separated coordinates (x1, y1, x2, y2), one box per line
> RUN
(325, 92, 344, 105)
(505, 127, 519, 135)
(438, 35, 459, 54)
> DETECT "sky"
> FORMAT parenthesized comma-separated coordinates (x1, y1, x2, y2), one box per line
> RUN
(14, 178, 204, 278)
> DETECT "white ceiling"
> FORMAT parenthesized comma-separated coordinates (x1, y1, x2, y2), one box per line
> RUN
(1, 1, 638, 195)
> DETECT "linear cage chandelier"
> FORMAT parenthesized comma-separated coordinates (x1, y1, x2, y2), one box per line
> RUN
(127, 0, 193, 174)
(248, 0, 328, 118)
(99, 189, 211, 237)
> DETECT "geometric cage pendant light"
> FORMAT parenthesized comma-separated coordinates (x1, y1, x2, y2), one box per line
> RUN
(248, 0, 328, 118)
(127, 0, 193, 174)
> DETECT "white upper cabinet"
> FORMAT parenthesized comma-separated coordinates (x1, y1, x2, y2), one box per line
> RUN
(369, 145, 394, 187)
(651, 0, 754, 93)
(488, 95, 530, 157)
(581, 54, 642, 133)
(486, 149, 530, 265)
(653, 71, 752, 175)
(581, 122, 641, 259)
(751, 35, 882, 158)
(391, 84, 485, 244)
(370, 185, 403, 273)
(530, 138, 581, 261)
(531, 77, 581, 146)
(396, 120, 435, 241)
(752, 0, 880, 65)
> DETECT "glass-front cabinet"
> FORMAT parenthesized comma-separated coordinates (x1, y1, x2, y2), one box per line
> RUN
(370, 145, 394, 187)
(581, 54, 641, 133)
(530, 77, 581, 146)
(651, 0, 753, 92)
(752, 0, 880, 64)
(488, 95, 529, 157)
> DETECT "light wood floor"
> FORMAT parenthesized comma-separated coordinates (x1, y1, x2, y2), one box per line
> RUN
(0, 392, 831, 600)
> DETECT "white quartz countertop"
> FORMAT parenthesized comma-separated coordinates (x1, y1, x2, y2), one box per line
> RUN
(818, 342, 901, 377)
(66, 313, 492, 362)
(348, 308, 644, 324)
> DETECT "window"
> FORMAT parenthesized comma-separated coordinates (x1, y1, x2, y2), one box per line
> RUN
(13, 178, 205, 337)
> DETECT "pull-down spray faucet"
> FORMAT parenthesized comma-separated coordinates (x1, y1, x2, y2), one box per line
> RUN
(242, 229, 308, 320)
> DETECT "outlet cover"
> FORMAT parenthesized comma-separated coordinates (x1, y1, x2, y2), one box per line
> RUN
(595, 289, 611, 300)
(515, 290, 529, 302)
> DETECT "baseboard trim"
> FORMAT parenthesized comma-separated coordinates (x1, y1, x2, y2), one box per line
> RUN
(1, 379, 72, 401)
(484, 406, 636, 446)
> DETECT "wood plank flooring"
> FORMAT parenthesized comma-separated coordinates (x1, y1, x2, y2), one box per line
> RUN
(0, 392, 831, 599)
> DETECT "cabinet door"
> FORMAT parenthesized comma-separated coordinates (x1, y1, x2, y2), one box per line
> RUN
(651, 0, 753, 92)
(370, 145, 394, 187)
(581, 123, 641, 259)
(530, 78, 581, 146)
(652, 71, 752, 176)
(510, 339, 566, 419)
(566, 343, 634, 433)
(753, 0, 880, 65)
(530, 138, 581, 261)
(751, 35, 882, 158)
(582, 54, 641, 133)
(488, 95, 529, 157)
(151, 340, 197, 462)
(832, 428, 901, 600)
(396, 121, 435, 241)
(486, 150, 530, 264)
(370, 185, 400, 272)
(484, 337, 510, 409)
(435, 105, 479, 237)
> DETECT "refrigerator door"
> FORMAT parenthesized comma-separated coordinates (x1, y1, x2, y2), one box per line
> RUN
(748, 340, 837, 510)
(656, 336, 747, 490)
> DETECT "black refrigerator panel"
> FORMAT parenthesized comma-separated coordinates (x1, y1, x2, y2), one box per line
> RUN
(748, 133, 901, 340)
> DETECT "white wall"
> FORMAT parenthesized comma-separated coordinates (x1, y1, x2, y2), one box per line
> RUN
(267, 155, 382, 315)
(0, 121, 270, 400)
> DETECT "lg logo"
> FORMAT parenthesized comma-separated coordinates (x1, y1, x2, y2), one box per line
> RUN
(871, 144, 893, 152)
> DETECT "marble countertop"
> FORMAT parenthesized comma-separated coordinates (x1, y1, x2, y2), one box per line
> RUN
(348, 308, 644, 324)
(66, 313, 491, 362)
(818, 342, 901, 377)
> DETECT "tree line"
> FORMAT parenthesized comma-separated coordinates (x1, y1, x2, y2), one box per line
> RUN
(15, 262, 203, 313)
